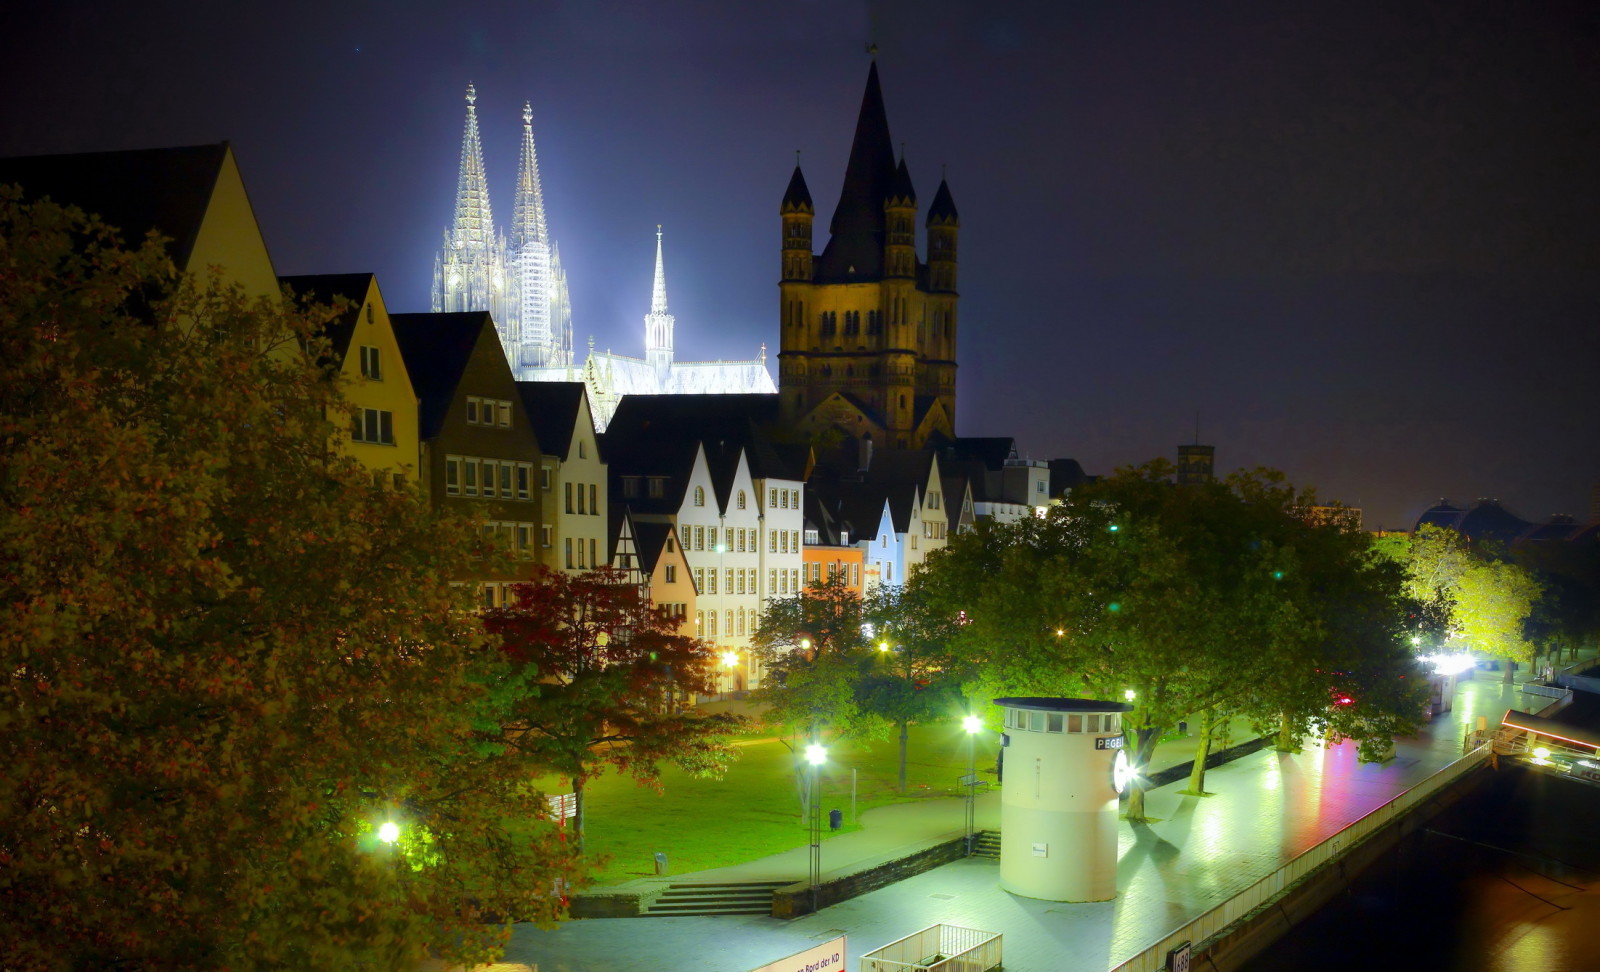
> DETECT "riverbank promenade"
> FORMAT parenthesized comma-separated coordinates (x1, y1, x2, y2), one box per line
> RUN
(489, 669, 1555, 972)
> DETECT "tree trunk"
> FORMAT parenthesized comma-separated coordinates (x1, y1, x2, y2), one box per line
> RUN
(1275, 711, 1298, 753)
(1123, 727, 1161, 822)
(1502, 660, 1515, 684)
(1183, 709, 1216, 795)
(897, 719, 909, 794)
(574, 775, 587, 857)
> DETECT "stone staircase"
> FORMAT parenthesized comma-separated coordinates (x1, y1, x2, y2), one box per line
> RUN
(642, 881, 787, 917)
(970, 830, 1000, 859)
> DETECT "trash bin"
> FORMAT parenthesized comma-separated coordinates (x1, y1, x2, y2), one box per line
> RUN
(828, 808, 843, 831)
(653, 851, 668, 875)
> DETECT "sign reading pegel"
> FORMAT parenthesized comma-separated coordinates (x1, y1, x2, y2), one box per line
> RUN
(748, 935, 846, 972)
(993, 697, 1136, 902)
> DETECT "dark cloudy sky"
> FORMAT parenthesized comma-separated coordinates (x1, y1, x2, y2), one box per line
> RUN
(4, 1, 1596, 529)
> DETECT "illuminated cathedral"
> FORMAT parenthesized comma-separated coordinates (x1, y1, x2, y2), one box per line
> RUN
(432, 85, 774, 426)
(433, 85, 572, 376)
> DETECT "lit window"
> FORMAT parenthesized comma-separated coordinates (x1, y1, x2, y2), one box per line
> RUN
(737, 490, 746, 509)
(694, 486, 706, 506)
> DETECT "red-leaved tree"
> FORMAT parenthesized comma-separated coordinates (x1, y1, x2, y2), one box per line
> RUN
(483, 566, 743, 851)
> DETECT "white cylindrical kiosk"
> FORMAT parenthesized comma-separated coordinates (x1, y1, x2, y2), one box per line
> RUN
(994, 697, 1134, 902)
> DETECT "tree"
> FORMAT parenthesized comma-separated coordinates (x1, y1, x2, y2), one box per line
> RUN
(0, 190, 576, 970)
(749, 576, 876, 815)
(918, 461, 1423, 820)
(482, 565, 742, 852)
(858, 582, 967, 793)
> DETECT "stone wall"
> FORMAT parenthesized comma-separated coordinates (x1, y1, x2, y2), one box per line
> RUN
(772, 835, 969, 918)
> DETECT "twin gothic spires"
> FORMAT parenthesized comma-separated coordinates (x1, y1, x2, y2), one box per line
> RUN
(433, 84, 571, 376)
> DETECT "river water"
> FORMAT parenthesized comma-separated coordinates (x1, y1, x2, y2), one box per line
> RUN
(1240, 765, 1600, 971)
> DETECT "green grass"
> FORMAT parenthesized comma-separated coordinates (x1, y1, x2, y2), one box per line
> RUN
(530, 725, 999, 886)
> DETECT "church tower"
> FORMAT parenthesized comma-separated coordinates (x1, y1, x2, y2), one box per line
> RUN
(777, 61, 959, 449)
(433, 85, 513, 342)
(510, 101, 557, 370)
(644, 226, 674, 372)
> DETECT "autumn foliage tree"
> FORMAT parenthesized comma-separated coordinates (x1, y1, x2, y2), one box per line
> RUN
(0, 191, 579, 971)
(482, 565, 742, 852)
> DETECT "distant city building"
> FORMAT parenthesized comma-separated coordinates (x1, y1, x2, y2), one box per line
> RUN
(433, 85, 573, 378)
(1416, 499, 1597, 550)
(1176, 443, 1215, 485)
(777, 61, 961, 449)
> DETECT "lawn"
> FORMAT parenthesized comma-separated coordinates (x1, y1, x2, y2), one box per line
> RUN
(533, 724, 1000, 886)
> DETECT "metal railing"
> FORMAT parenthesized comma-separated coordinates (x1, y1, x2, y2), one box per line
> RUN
(860, 924, 1001, 972)
(1107, 744, 1488, 972)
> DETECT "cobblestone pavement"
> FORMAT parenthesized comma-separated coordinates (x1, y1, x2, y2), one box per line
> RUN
(493, 671, 1550, 972)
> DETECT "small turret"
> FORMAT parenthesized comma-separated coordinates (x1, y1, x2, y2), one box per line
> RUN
(781, 164, 814, 283)
(883, 156, 916, 278)
(926, 177, 959, 292)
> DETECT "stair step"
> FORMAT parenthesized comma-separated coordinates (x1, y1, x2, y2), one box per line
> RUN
(642, 881, 784, 917)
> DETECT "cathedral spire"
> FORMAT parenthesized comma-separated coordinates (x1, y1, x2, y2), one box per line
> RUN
(645, 225, 674, 371)
(449, 83, 495, 249)
(511, 101, 548, 249)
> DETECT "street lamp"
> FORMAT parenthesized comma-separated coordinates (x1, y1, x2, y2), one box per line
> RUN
(720, 651, 739, 700)
(962, 715, 981, 855)
(805, 742, 827, 912)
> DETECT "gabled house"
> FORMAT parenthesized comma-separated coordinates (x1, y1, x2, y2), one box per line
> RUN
(517, 381, 606, 574)
(280, 273, 419, 484)
(390, 311, 545, 606)
(0, 143, 280, 302)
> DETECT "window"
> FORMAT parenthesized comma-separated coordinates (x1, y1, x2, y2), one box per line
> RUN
(564, 538, 573, 569)
(499, 463, 512, 497)
(496, 401, 511, 427)
(667, 535, 676, 552)
(590, 538, 597, 568)
(681, 525, 692, 549)
(805, 529, 819, 545)
(696, 610, 704, 631)
(541, 525, 552, 547)
(1067, 714, 1082, 733)
(480, 460, 497, 497)
(359, 345, 382, 380)
(694, 486, 706, 506)
(352, 408, 394, 445)
(706, 570, 716, 595)
(708, 611, 717, 638)
(695, 526, 705, 550)
(623, 477, 640, 498)
(792, 489, 800, 507)
(770, 531, 778, 553)
(576, 483, 585, 515)
(851, 563, 859, 587)
(1047, 713, 1064, 733)
(841, 529, 850, 545)
(541, 467, 552, 490)
(737, 490, 747, 509)
(579, 440, 587, 459)
(648, 478, 664, 498)
(516, 464, 530, 499)
(445, 457, 462, 495)
(516, 525, 532, 557)
(725, 527, 734, 550)
(694, 568, 705, 591)
(769, 487, 777, 507)
(565, 482, 574, 514)
(589, 484, 597, 514)
(463, 460, 478, 496)
(736, 570, 746, 595)
(665, 564, 677, 583)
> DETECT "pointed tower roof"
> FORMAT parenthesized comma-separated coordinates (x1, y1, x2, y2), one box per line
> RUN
(887, 156, 916, 208)
(927, 177, 959, 225)
(650, 225, 669, 315)
(448, 84, 495, 248)
(511, 100, 549, 249)
(781, 164, 813, 213)
(817, 62, 896, 281)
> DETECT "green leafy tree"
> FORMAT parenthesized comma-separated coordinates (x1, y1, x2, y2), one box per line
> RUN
(0, 190, 576, 970)
(858, 583, 967, 793)
(482, 565, 743, 853)
(750, 576, 881, 815)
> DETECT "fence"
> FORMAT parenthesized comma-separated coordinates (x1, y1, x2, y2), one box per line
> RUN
(1107, 744, 1488, 972)
(859, 924, 1001, 972)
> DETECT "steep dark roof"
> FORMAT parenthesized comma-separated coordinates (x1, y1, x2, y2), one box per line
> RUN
(781, 165, 813, 213)
(633, 520, 676, 575)
(817, 62, 896, 283)
(606, 394, 803, 481)
(515, 381, 586, 459)
(0, 143, 231, 269)
(603, 432, 702, 517)
(389, 312, 492, 440)
(927, 178, 959, 225)
(279, 272, 373, 360)
(887, 157, 916, 207)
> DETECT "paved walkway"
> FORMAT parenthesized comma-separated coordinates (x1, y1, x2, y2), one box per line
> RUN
(490, 667, 1567, 972)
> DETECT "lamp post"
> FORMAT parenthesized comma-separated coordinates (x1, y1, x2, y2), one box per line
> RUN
(962, 715, 981, 855)
(720, 651, 739, 700)
(805, 741, 827, 912)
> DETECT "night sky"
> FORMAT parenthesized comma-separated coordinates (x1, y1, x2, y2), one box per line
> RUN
(4, 1, 1596, 530)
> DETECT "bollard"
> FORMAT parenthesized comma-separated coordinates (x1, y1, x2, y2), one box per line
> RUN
(653, 851, 668, 876)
